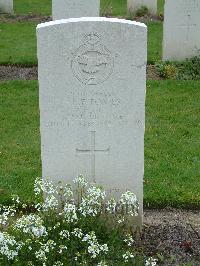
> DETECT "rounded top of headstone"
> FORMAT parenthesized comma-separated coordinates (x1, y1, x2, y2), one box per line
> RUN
(36, 17, 147, 30)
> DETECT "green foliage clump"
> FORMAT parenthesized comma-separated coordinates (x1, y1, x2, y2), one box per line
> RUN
(156, 56, 200, 80)
(177, 56, 200, 80)
(155, 62, 177, 79)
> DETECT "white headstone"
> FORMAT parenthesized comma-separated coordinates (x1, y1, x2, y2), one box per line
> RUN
(52, 0, 100, 20)
(163, 0, 200, 61)
(0, 0, 13, 14)
(37, 17, 147, 223)
(127, 0, 157, 16)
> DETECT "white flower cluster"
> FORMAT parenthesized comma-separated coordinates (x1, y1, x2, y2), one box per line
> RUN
(73, 175, 88, 187)
(14, 214, 47, 238)
(35, 240, 56, 264)
(59, 230, 70, 240)
(25, 238, 33, 251)
(0, 205, 16, 226)
(12, 195, 20, 204)
(0, 176, 141, 264)
(122, 251, 135, 262)
(79, 186, 106, 217)
(82, 231, 108, 258)
(58, 244, 67, 254)
(106, 198, 117, 214)
(117, 217, 125, 224)
(34, 177, 57, 196)
(145, 257, 157, 266)
(124, 233, 134, 246)
(42, 194, 59, 212)
(60, 228, 108, 260)
(71, 228, 83, 238)
(119, 191, 139, 216)
(0, 232, 23, 260)
(34, 177, 59, 212)
(63, 184, 73, 201)
(62, 203, 77, 223)
(33, 177, 139, 220)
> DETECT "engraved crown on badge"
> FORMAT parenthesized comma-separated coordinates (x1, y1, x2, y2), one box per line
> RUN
(71, 32, 114, 85)
(84, 33, 101, 46)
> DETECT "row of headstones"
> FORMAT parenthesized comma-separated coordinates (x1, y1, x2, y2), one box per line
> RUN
(1, 0, 199, 61)
(52, 0, 200, 62)
(0, 0, 157, 16)
(53, 0, 200, 61)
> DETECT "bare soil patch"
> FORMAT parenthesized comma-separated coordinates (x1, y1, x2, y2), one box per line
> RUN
(142, 208, 200, 265)
(0, 14, 51, 23)
(147, 64, 163, 80)
(0, 13, 162, 24)
(133, 14, 163, 23)
(0, 65, 37, 81)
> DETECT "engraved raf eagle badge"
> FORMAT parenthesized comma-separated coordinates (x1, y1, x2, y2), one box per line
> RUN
(71, 33, 114, 85)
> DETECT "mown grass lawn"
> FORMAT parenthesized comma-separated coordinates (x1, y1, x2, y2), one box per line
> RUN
(147, 21, 163, 64)
(0, 21, 162, 65)
(0, 81, 40, 204)
(158, 0, 165, 14)
(13, 0, 164, 16)
(0, 22, 37, 66)
(145, 80, 200, 208)
(0, 80, 199, 208)
(14, 0, 51, 16)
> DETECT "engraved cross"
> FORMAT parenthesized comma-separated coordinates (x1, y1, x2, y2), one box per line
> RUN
(76, 131, 110, 182)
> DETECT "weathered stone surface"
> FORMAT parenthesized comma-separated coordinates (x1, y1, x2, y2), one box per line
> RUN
(0, 0, 13, 14)
(127, 0, 157, 15)
(52, 0, 100, 20)
(163, 0, 200, 61)
(37, 17, 147, 222)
